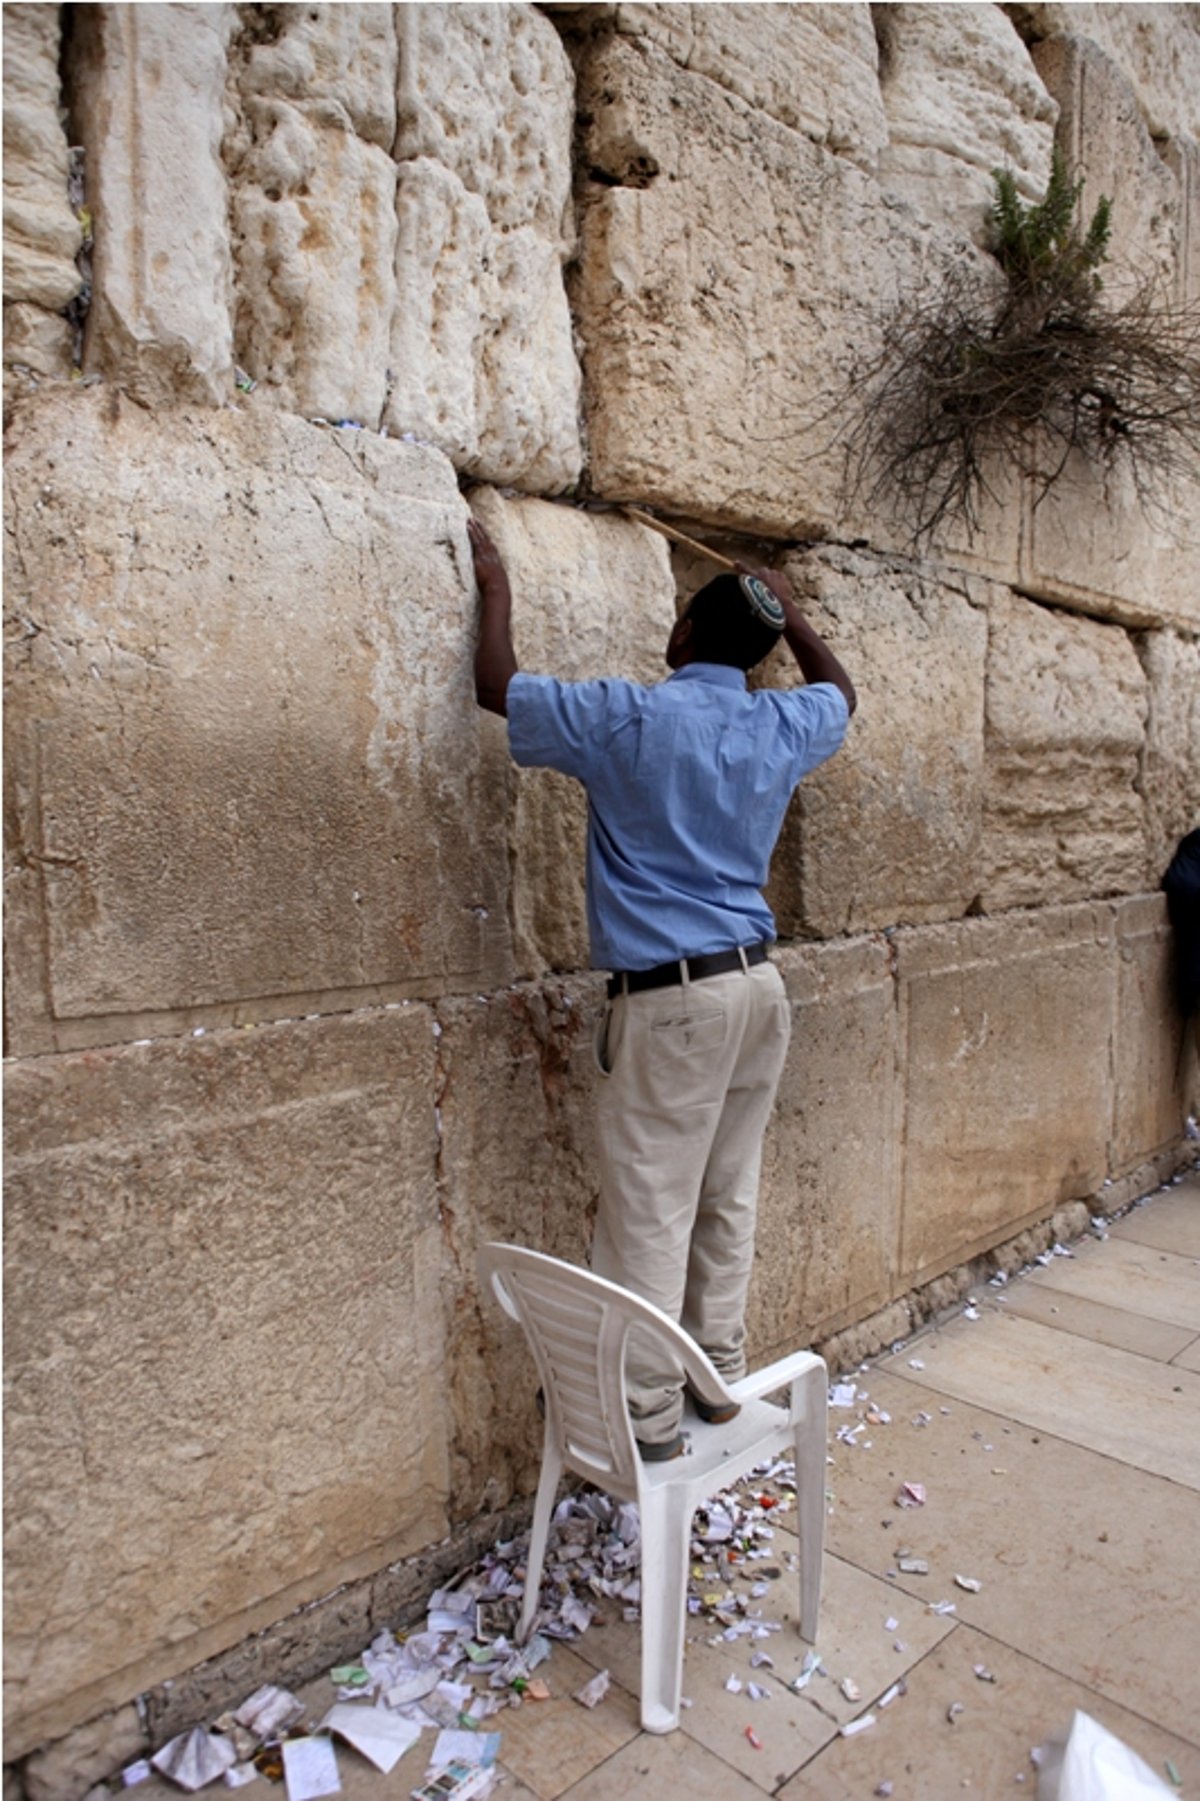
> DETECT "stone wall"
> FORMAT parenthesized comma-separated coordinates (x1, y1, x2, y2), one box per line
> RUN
(3, 1, 1198, 1781)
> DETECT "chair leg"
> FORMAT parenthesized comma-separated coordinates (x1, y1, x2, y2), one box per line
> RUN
(793, 1369, 826, 1644)
(518, 1433, 563, 1645)
(637, 1491, 693, 1734)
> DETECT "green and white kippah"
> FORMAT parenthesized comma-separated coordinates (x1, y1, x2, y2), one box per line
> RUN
(739, 574, 786, 631)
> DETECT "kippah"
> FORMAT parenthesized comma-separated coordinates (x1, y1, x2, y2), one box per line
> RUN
(738, 574, 786, 631)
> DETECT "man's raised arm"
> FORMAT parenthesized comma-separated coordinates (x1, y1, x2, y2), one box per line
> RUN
(469, 517, 518, 717)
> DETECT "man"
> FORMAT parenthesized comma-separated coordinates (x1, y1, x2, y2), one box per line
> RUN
(470, 515, 856, 1459)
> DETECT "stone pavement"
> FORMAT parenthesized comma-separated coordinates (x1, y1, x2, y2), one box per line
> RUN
(137, 1173, 1200, 1801)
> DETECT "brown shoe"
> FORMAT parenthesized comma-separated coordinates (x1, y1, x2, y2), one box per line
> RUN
(691, 1394, 741, 1425)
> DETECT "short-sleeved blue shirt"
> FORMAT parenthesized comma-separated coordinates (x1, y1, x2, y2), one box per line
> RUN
(506, 663, 849, 972)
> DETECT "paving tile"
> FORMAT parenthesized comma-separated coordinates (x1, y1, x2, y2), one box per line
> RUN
(879, 1309, 1200, 1488)
(570, 1549, 954, 1789)
(750, 1552, 958, 1728)
(558, 1725, 768, 1800)
(1173, 1335, 1200, 1373)
(819, 1368, 1200, 1735)
(1109, 1179, 1200, 1256)
(493, 1644, 641, 1799)
(777, 1622, 1200, 1798)
(998, 1278, 1196, 1361)
(1018, 1233, 1200, 1332)
(569, 1601, 835, 1791)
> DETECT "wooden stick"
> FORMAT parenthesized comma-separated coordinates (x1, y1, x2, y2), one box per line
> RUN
(620, 506, 740, 571)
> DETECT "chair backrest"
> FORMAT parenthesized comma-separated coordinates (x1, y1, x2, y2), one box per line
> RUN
(478, 1242, 733, 1493)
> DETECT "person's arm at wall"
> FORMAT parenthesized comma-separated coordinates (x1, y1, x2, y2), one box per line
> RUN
(741, 561, 857, 715)
(470, 517, 518, 716)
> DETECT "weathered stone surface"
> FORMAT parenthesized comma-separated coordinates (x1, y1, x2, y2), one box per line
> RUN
(223, 6, 399, 424)
(2, 301, 73, 379)
(751, 938, 901, 1354)
(225, 101, 398, 425)
(895, 904, 1115, 1280)
(767, 548, 989, 936)
(1111, 895, 1189, 1175)
(3, 389, 511, 1054)
(2, 5, 81, 312)
(2, 1007, 445, 1758)
(386, 3, 582, 488)
(434, 978, 603, 1517)
(875, 3, 1057, 246)
(572, 32, 982, 543)
(1140, 631, 1200, 883)
(467, 488, 676, 977)
(1161, 136, 1200, 305)
(598, 3, 888, 168)
(1032, 34, 1181, 295)
(1004, 3, 1200, 141)
(982, 590, 1148, 910)
(232, 2, 397, 150)
(67, 5, 235, 406)
(1017, 453, 1200, 637)
(22, 1705, 145, 1801)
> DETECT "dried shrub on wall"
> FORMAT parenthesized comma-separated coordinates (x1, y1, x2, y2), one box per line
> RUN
(833, 154, 1200, 542)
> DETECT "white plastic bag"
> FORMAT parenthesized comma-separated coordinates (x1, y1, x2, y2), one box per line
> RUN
(1035, 1709, 1174, 1799)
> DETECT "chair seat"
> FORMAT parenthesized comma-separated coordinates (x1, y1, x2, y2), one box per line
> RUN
(641, 1394, 796, 1492)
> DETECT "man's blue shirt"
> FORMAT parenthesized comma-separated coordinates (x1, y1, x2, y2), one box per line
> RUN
(506, 663, 849, 971)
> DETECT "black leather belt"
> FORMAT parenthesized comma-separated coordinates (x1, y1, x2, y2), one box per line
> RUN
(607, 942, 770, 999)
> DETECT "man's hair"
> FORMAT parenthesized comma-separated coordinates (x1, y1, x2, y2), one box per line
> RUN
(684, 574, 784, 671)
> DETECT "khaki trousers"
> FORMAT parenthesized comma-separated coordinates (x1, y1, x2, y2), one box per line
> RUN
(591, 958, 791, 1445)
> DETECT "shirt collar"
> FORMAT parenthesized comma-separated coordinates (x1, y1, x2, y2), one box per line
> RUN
(666, 662, 748, 690)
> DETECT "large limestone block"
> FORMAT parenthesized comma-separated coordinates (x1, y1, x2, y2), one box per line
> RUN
(468, 488, 676, 977)
(1111, 894, 1190, 1174)
(572, 33, 1002, 551)
(1017, 454, 1200, 636)
(386, 3, 582, 488)
(395, 2, 573, 239)
(224, 6, 400, 424)
(226, 97, 398, 425)
(67, 5, 235, 405)
(896, 904, 1115, 1280)
(599, 3, 887, 168)
(2, 1007, 445, 1758)
(982, 590, 1148, 910)
(1004, 4, 1200, 141)
(1140, 631, 1200, 883)
(232, 2, 397, 150)
(767, 548, 988, 935)
(390, 161, 581, 487)
(2, 5, 82, 310)
(1032, 34, 1181, 296)
(3, 389, 511, 1055)
(874, 2, 1057, 244)
(434, 978, 602, 1515)
(751, 938, 901, 1353)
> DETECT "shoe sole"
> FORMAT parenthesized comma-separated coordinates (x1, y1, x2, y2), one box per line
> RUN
(636, 1432, 687, 1462)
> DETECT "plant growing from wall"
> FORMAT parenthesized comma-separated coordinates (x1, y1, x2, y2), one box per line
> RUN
(831, 151, 1200, 542)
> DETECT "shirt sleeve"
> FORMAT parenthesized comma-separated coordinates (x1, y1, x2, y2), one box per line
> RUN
(772, 682, 851, 778)
(506, 673, 623, 781)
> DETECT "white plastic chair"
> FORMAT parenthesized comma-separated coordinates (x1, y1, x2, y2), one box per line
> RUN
(477, 1241, 827, 1734)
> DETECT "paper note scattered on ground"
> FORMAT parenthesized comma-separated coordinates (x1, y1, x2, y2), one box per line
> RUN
(322, 1703, 422, 1773)
(281, 1735, 341, 1801)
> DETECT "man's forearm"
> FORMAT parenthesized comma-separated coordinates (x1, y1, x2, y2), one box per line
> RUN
(781, 600, 857, 715)
(469, 519, 518, 716)
(475, 584, 517, 715)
